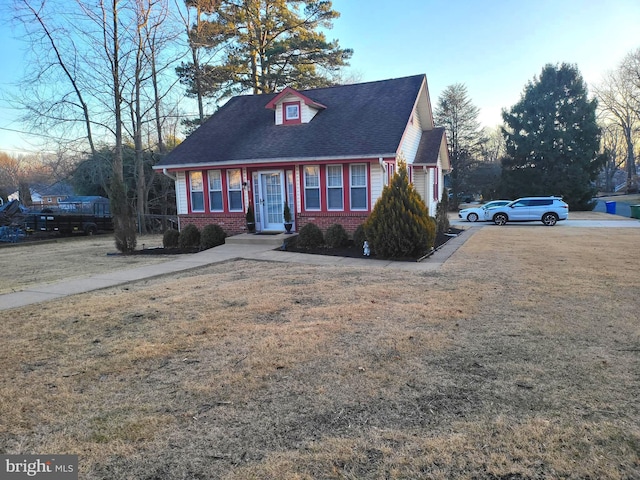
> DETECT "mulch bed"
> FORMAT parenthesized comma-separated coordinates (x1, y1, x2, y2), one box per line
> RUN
(126, 227, 465, 259)
(129, 246, 201, 255)
(281, 227, 464, 262)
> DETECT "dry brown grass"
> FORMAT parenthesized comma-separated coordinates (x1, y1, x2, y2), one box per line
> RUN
(0, 234, 168, 294)
(1, 226, 639, 479)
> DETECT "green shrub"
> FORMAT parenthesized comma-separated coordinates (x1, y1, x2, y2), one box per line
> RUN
(352, 224, 367, 250)
(435, 189, 450, 233)
(283, 202, 292, 223)
(163, 229, 180, 248)
(178, 223, 200, 249)
(296, 223, 324, 248)
(325, 223, 349, 248)
(364, 159, 435, 258)
(246, 203, 255, 224)
(111, 177, 137, 254)
(113, 215, 137, 254)
(200, 224, 226, 249)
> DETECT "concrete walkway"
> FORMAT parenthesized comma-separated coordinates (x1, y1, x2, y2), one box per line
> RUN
(0, 229, 474, 311)
(2, 215, 639, 311)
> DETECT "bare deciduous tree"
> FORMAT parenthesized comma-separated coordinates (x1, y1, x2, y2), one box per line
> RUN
(594, 58, 639, 191)
(12, 0, 186, 245)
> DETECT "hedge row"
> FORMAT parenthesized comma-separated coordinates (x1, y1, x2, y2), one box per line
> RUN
(163, 224, 227, 250)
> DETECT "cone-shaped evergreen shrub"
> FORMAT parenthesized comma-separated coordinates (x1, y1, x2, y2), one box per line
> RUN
(435, 189, 450, 233)
(178, 223, 200, 249)
(201, 224, 226, 249)
(325, 224, 349, 248)
(110, 177, 137, 254)
(364, 160, 435, 258)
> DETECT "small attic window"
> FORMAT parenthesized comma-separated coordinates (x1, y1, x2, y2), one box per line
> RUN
(283, 101, 301, 124)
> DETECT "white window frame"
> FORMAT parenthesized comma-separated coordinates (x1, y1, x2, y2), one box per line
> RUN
(285, 103, 300, 121)
(227, 169, 243, 212)
(349, 164, 368, 211)
(303, 165, 321, 210)
(208, 170, 223, 212)
(326, 164, 344, 210)
(189, 171, 205, 212)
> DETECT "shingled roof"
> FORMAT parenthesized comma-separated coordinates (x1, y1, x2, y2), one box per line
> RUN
(157, 75, 436, 169)
(414, 127, 446, 165)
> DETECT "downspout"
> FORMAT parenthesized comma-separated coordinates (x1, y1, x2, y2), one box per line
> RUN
(379, 157, 387, 185)
(423, 165, 431, 215)
(162, 168, 179, 231)
(162, 168, 176, 181)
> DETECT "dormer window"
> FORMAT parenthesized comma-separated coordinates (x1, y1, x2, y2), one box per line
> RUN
(283, 102, 301, 124)
(266, 88, 326, 126)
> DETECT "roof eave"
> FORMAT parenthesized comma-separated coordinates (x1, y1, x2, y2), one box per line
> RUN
(153, 153, 398, 171)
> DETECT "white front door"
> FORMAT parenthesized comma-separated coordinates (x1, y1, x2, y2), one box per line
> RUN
(257, 171, 285, 231)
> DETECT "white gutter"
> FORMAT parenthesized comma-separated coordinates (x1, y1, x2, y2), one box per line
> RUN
(152, 153, 398, 171)
(162, 168, 177, 181)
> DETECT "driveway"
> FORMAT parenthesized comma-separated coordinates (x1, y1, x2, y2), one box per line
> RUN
(449, 210, 640, 228)
(593, 199, 632, 217)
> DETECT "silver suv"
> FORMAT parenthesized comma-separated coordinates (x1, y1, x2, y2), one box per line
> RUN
(490, 197, 569, 226)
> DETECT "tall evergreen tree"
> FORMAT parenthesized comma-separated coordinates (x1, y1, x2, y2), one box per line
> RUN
(501, 63, 604, 210)
(434, 83, 484, 208)
(177, 0, 352, 101)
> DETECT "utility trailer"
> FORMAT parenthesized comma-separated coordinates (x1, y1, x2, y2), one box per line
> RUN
(24, 196, 113, 236)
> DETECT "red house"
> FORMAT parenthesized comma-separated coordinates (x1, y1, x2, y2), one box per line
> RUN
(154, 74, 450, 235)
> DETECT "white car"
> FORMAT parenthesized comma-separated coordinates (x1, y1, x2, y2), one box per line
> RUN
(458, 200, 511, 222)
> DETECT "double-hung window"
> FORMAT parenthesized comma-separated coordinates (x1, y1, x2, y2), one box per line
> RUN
(208, 170, 223, 211)
(189, 171, 204, 212)
(350, 164, 367, 210)
(327, 165, 343, 210)
(304, 166, 320, 210)
(227, 169, 243, 211)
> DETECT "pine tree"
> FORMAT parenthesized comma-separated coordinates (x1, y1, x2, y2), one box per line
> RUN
(364, 159, 435, 259)
(501, 63, 604, 210)
(177, 0, 353, 101)
(434, 83, 484, 208)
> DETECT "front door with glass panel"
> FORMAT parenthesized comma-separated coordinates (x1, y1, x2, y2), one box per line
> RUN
(256, 171, 285, 231)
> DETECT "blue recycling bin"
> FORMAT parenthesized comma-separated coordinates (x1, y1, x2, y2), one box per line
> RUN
(605, 201, 616, 214)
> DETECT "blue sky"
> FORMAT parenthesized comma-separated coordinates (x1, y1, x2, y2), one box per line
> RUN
(1, 0, 640, 154)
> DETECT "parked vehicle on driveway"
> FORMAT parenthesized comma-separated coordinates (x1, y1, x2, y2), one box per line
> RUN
(490, 197, 569, 226)
(458, 200, 511, 222)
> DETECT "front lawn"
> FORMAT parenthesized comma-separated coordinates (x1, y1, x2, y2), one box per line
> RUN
(1, 227, 639, 479)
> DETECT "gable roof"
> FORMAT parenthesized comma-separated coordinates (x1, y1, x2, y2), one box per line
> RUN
(264, 86, 327, 111)
(156, 74, 429, 169)
(414, 127, 449, 169)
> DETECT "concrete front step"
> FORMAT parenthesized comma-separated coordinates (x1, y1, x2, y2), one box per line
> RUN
(225, 232, 298, 247)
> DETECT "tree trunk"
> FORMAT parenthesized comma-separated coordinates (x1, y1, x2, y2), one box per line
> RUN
(107, 0, 136, 252)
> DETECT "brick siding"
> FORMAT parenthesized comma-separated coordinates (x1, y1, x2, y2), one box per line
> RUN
(179, 214, 247, 236)
(179, 212, 368, 237)
(297, 212, 368, 235)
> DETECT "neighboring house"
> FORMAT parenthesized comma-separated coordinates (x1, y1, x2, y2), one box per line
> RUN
(154, 74, 451, 235)
(8, 182, 74, 207)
